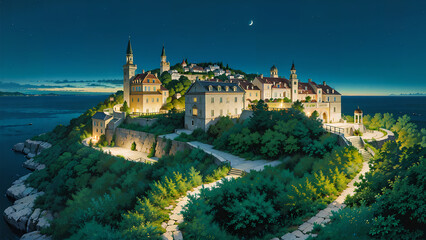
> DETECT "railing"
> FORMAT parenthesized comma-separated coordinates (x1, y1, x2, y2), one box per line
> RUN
(131, 110, 184, 118)
(323, 124, 352, 146)
(135, 157, 157, 164)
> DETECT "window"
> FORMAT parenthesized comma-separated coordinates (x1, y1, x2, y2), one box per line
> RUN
(305, 86, 307, 90)
(96, 129, 98, 132)
(153, 79, 155, 83)
(249, 93, 252, 97)
(211, 97, 214, 103)
(100, 123, 102, 127)
(226, 97, 229, 103)
(147, 79, 150, 83)
(157, 98, 159, 102)
(146, 99, 148, 103)
(220, 109, 223, 116)
(225, 86, 229, 91)
(220, 97, 223, 103)
(334, 97, 336, 102)
(256, 93, 258, 97)
(132, 98, 134, 102)
(294, 81, 296, 85)
(267, 86, 270, 89)
(191, 120, 194, 126)
(192, 107, 198, 116)
(211, 110, 214, 117)
(152, 98, 154, 102)
(327, 97, 330, 102)
(235, 97, 237, 102)
(144, 86, 147, 91)
(101, 129, 103, 133)
(294, 90, 296, 93)
(132, 87, 134, 91)
(274, 93, 277, 97)
(137, 98, 139, 102)
(235, 108, 238, 114)
(218, 86, 222, 91)
(209, 85, 213, 91)
(334, 107, 336, 112)
(319, 90, 321, 94)
(193, 97, 197, 102)
(153, 87, 156, 91)
(148, 87, 151, 91)
(277, 84, 280, 88)
(94, 122, 96, 126)
(233, 86, 237, 91)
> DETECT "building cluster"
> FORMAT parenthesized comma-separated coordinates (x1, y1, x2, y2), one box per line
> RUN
(185, 64, 342, 130)
(92, 40, 343, 140)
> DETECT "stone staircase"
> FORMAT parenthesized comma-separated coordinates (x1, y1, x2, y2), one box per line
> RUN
(227, 168, 244, 177)
(348, 136, 364, 149)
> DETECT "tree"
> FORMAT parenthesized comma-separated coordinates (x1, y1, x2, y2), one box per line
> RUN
(121, 101, 130, 114)
(160, 71, 172, 87)
(292, 100, 304, 112)
(131, 141, 136, 151)
(310, 110, 319, 119)
(305, 96, 312, 102)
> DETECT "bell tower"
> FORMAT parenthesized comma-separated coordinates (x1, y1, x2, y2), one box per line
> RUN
(270, 65, 278, 78)
(160, 45, 170, 75)
(123, 38, 137, 105)
(290, 61, 298, 102)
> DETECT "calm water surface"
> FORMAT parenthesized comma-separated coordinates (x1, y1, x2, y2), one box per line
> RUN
(0, 95, 107, 239)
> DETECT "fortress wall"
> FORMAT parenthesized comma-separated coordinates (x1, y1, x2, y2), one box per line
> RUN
(115, 128, 156, 153)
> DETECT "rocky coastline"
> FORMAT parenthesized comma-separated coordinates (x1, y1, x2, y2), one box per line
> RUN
(4, 140, 53, 240)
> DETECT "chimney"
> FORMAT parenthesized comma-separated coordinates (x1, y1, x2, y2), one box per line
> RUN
(154, 73, 158, 77)
(308, 79, 312, 83)
(260, 74, 263, 79)
(147, 71, 151, 74)
(323, 81, 326, 86)
(142, 69, 145, 73)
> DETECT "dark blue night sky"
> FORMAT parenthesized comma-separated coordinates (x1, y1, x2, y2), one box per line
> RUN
(1, 0, 426, 95)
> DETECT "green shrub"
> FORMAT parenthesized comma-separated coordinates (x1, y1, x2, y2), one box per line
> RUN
(131, 142, 136, 151)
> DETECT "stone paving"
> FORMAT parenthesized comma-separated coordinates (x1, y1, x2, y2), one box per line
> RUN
(186, 141, 282, 172)
(161, 176, 235, 240)
(276, 144, 371, 240)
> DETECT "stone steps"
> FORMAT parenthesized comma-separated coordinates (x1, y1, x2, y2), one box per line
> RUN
(228, 168, 244, 177)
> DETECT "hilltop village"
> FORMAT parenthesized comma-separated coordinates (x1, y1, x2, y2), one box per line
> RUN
(92, 40, 344, 141)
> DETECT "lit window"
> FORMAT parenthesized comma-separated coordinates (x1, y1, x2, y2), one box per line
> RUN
(233, 86, 237, 91)
(192, 107, 198, 116)
(193, 97, 197, 102)
(209, 85, 213, 91)
(218, 86, 222, 91)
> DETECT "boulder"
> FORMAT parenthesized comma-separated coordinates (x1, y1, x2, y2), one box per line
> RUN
(37, 142, 52, 153)
(26, 153, 36, 159)
(36, 210, 53, 230)
(23, 159, 44, 171)
(13, 143, 25, 152)
(27, 208, 41, 232)
(23, 148, 31, 154)
(20, 231, 51, 240)
(3, 192, 44, 231)
(6, 174, 35, 200)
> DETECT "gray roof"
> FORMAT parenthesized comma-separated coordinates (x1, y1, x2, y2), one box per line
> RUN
(127, 39, 133, 55)
(187, 80, 245, 94)
(92, 112, 113, 121)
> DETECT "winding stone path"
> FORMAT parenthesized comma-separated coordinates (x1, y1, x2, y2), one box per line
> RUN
(161, 176, 235, 240)
(276, 146, 371, 240)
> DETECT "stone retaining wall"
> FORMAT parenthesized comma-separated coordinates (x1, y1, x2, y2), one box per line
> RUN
(126, 117, 158, 127)
(367, 128, 395, 149)
(115, 128, 156, 153)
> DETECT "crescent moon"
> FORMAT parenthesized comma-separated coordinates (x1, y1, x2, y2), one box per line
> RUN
(249, 20, 253, 26)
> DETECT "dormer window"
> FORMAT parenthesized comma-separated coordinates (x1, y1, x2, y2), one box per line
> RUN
(277, 84, 280, 88)
(327, 89, 329, 93)
(147, 79, 150, 83)
(332, 89, 335, 93)
(218, 86, 222, 91)
(209, 85, 213, 91)
(153, 79, 155, 83)
(233, 86, 237, 91)
(225, 86, 229, 91)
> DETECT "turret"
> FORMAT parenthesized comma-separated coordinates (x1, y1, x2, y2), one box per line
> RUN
(270, 65, 278, 78)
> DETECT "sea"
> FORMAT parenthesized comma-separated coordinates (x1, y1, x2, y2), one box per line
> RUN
(0, 95, 425, 239)
(0, 95, 108, 239)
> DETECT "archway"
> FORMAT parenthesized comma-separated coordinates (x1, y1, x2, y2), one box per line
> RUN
(322, 112, 328, 123)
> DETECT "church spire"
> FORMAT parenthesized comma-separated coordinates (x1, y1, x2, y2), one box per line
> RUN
(126, 39, 133, 55)
(161, 45, 166, 57)
(291, 61, 295, 70)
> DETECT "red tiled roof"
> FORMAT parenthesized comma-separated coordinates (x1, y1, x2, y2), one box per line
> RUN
(131, 73, 162, 85)
(229, 79, 260, 91)
(298, 82, 315, 94)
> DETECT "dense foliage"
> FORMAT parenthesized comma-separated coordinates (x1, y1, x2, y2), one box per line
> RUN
(215, 100, 336, 159)
(27, 91, 228, 239)
(316, 141, 425, 239)
(181, 146, 363, 239)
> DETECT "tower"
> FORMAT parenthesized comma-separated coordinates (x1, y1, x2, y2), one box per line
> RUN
(160, 45, 170, 75)
(290, 62, 298, 102)
(354, 107, 363, 125)
(123, 39, 137, 105)
(270, 65, 278, 78)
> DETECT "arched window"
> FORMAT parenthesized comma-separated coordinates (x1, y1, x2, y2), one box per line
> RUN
(218, 86, 222, 91)
(225, 86, 229, 91)
(233, 86, 237, 91)
(209, 85, 213, 91)
(192, 106, 198, 116)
